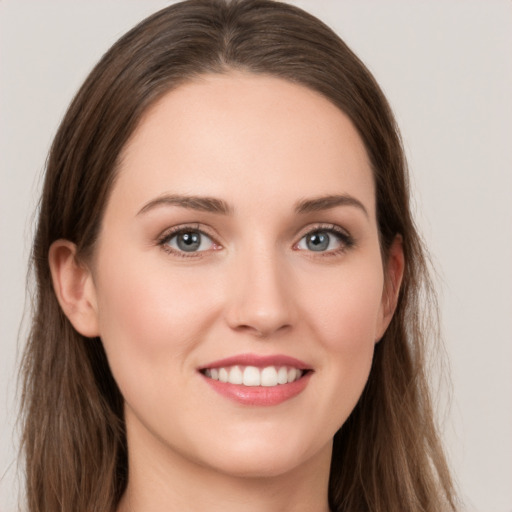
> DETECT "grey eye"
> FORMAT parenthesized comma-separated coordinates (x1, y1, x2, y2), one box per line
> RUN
(305, 232, 330, 251)
(176, 232, 201, 251)
(297, 230, 344, 252)
(166, 230, 214, 252)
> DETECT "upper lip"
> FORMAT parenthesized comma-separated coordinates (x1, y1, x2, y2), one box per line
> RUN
(198, 353, 311, 371)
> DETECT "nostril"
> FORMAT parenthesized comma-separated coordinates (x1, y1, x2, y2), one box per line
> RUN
(231, 322, 292, 338)
(223, 263, 296, 337)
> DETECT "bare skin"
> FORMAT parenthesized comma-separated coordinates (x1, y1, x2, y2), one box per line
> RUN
(50, 72, 403, 512)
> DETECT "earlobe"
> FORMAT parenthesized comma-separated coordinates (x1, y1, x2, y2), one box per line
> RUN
(48, 240, 100, 337)
(376, 235, 405, 342)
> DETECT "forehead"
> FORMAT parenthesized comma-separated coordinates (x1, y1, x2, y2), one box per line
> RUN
(113, 71, 375, 217)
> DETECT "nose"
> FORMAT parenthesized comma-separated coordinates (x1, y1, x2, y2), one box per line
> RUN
(224, 248, 295, 338)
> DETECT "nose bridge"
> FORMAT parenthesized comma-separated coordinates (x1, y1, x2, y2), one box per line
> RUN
(225, 241, 294, 337)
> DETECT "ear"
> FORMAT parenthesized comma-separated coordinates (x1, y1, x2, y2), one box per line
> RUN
(376, 235, 405, 342)
(48, 240, 100, 337)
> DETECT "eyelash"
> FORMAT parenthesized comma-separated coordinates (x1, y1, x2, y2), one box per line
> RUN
(157, 223, 355, 258)
(157, 224, 219, 259)
(295, 223, 355, 256)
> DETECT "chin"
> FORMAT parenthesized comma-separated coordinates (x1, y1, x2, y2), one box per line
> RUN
(192, 436, 333, 480)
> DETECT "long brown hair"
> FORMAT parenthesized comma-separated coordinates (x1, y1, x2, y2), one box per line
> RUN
(20, 1, 457, 510)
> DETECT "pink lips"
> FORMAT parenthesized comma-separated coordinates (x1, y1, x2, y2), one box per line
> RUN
(199, 353, 310, 370)
(199, 353, 312, 406)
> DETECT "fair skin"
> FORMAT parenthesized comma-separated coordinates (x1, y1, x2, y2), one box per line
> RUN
(49, 72, 403, 512)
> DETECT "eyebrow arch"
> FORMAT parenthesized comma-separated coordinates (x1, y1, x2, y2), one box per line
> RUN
(295, 194, 369, 217)
(137, 194, 232, 216)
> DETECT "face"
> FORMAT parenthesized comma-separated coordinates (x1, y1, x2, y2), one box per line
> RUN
(87, 72, 396, 479)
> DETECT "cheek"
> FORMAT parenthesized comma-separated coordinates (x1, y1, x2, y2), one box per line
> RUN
(298, 258, 384, 414)
(302, 259, 385, 351)
(93, 249, 221, 378)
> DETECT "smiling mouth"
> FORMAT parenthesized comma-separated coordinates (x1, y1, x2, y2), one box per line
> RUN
(201, 365, 307, 387)
(198, 354, 313, 405)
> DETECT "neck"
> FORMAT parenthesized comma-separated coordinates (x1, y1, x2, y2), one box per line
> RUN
(117, 412, 332, 512)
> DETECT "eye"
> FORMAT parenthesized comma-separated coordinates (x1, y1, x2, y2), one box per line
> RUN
(161, 229, 216, 254)
(296, 227, 353, 253)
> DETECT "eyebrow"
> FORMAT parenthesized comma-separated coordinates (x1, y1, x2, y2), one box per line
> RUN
(137, 194, 232, 216)
(295, 194, 369, 217)
(137, 193, 368, 218)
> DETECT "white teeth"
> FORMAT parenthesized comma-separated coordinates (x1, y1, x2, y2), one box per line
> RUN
(229, 365, 243, 385)
(243, 366, 261, 386)
(261, 366, 278, 387)
(277, 366, 288, 384)
(204, 365, 304, 386)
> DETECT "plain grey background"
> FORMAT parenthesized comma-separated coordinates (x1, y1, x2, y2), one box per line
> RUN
(1, 1, 511, 511)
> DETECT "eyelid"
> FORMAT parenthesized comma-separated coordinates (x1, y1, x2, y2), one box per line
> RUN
(155, 222, 354, 258)
(295, 222, 351, 239)
(157, 224, 222, 257)
(293, 223, 355, 253)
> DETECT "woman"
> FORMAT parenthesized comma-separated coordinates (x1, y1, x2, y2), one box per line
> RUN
(20, 0, 457, 510)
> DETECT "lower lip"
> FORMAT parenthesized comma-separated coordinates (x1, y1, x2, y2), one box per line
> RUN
(201, 372, 312, 406)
